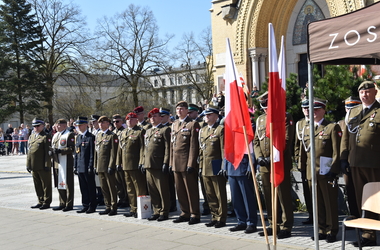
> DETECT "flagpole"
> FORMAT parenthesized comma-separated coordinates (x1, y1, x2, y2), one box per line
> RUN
(270, 123, 277, 249)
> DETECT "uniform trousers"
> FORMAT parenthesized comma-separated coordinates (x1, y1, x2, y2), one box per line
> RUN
(146, 169, 170, 216)
(78, 172, 97, 209)
(168, 174, 177, 210)
(115, 170, 128, 204)
(32, 169, 52, 206)
(174, 171, 200, 218)
(124, 169, 148, 213)
(56, 166, 74, 208)
(98, 172, 118, 211)
(301, 170, 313, 218)
(203, 175, 227, 223)
(229, 175, 258, 226)
(351, 167, 380, 241)
(343, 172, 359, 218)
(308, 179, 339, 236)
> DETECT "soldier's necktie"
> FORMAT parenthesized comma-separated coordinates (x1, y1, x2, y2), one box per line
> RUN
(363, 107, 369, 116)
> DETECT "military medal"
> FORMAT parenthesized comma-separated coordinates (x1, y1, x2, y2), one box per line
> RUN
(76, 147, 80, 153)
(369, 122, 374, 127)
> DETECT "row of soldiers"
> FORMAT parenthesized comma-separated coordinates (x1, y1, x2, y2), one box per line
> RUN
(25, 80, 380, 246)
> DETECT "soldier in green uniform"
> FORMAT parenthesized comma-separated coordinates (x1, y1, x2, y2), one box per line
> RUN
(301, 98, 341, 243)
(112, 114, 129, 208)
(51, 119, 75, 212)
(134, 106, 152, 131)
(143, 108, 171, 221)
(254, 92, 294, 239)
(341, 81, 380, 247)
(94, 116, 119, 216)
(116, 112, 147, 218)
(27, 118, 52, 210)
(199, 105, 227, 228)
(294, 99, 313, 225)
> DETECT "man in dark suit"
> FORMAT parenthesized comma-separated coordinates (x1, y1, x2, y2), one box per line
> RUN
(51, 119, 75, 212)
(116, 112, 147, 218)
(74, 117, 97, 214)
(94, 116, 119, 216)
(341, 81, 380, 247)
(170, 101, 201, 225)
(143, 108, 171, 221)
(27, 118, 52, 210)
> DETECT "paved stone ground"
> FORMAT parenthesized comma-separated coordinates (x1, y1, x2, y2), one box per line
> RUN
(0, 154, 379, 250)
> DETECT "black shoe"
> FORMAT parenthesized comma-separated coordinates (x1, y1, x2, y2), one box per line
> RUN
(214, 221, 226, 228)
(52, 206, 65, 211)
(39, 204, 50, 210)
(169, 207, 177, 212)
(31, 204, 42, 209)
(124, 212, 137, 218)
(99, 209, 111, 215)
(157, 215, 169, 221)
(311, 233, 327, 241)
(62, 207, 73, 212)
(202, 209, 211, 215)
(259, 228, 273, 236)
(277, 230, 292, 239)
(352, 238, 377, 247)
(77, 207, 88, 213)
(244, 225, 257, 234)
(205, 220, 217, 227)
(229, 224, 247, 232)
(108, 210, 117, 216)
(147, 214, 160, 221)
(173, 216, 190, 223)
(86, 208, 96, 214)
(188, 217, 200, 225)
(302, 217, 313, 225)
(325, 234, 336, 243)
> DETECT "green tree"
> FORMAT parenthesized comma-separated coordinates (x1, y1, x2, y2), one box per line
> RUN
(0, 0, 46, 123)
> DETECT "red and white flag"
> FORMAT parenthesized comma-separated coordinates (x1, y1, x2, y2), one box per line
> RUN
(266, 24, 286, 187)
(224, 38, 254, 169)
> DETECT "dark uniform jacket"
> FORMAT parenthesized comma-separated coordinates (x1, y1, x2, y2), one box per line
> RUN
(117, 125, 145, 170)
(170, 116, 200, 171)
(74, 131, 95, 173)
(94, 130, 118, 172)
(294, 118, 308, 171)
(143, 124, 171, 169)
(341, 102, 380, 168)
(27, 131, 51, 170)
(199, 123, 224, 176)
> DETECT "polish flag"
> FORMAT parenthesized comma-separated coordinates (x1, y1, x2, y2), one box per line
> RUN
(266, 24, 286, 187)
(224, 38, 254, 169)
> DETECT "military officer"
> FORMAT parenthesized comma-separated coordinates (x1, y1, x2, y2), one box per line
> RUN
(301, 98, 341, 243)
(51, 119, 75, 212)
(199, 105, 227, 228)
(160, 107, 177, 213)
(254, 91, 294, 239)
(116, 112, 147, 218)
(27, 118, 52, 210)
(74, 117, 97, 214)
(170, 101, 201, 225)
(341, 81, 380, 247)
(90, 114, 104, 205)
(337, 97, 361, 219)
(112, 114, 129, 208)
(143, 108, 171, 221)
(134, 106, 152, 131)
(94, 116, 119, 216)
(294, 99, 313, 225)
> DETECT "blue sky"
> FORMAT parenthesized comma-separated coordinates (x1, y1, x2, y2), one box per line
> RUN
(75, 0, 212, 49)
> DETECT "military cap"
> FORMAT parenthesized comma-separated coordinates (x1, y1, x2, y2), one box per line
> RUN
(204, 105, 219, 115)
(98, 116, 111, 123)
(188, 103, 199, 112)
(159, 107, 170, 116)
(112, 114, 122, 121)
(258, 91, 268, 108)
(148, 108, 160, 118)
(314, 97, 327, 109)
(32, 118, 45, 127)
(126, 112, 137, 120)
(358, 81, 375, 91)
(301, 98, 309, 108)
(133, 106, 144, 114)
(176, 100, 188, 108)
(344, 96, 361, 109)
(56, 118, 67, 124)
(90, 115, 100, 121)
(75, 116, 88, 125)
